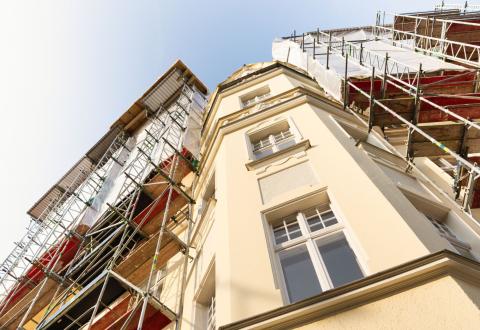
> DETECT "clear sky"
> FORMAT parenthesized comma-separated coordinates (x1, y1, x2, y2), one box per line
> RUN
(0, 0, 433, 262)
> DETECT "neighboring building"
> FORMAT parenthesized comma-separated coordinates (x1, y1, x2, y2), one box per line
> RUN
(1, 5, 480, 330)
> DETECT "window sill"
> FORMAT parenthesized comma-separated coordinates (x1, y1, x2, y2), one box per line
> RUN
(245, 139, 311, 171)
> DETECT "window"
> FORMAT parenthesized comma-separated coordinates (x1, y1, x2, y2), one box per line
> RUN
(152, 267, 167, 299)
(425, 215, 476, 259)
(249, 121, 297, 160)
(242, 92, 271, 108)
(207, 296, 216, 330)
(272, 205, 364, 303)
(240, 86, 271, 108)
(195, 264, 215, 330)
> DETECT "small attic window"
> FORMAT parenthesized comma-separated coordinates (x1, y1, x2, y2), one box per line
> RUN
(240, 86, 271, 108)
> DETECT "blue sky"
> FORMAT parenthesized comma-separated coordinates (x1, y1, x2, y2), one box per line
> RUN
(0, 0, 433, 261)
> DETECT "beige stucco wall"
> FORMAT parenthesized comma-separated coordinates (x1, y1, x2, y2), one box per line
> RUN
(296, 276, 480, 330)
(213, 69, 307, 120)
(172, 65, 480, 329)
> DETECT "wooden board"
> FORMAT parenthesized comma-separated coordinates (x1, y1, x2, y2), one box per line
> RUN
(144, 156, 192, 198)
(411, 121, 480, 157)
(114, 221, 186, 286)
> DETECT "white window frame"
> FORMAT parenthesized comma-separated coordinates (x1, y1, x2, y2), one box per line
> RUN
(252, 129, 294, 157)
(242, 92, 271, 108)
(270, 204, 365, 303)
(247, 118, 302, 161)
(206, 296, 216, 330)
(193, 260, 216, 330)
(240, 85, 271, 108)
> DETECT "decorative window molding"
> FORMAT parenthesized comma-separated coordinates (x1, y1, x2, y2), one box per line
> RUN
(268, 203, 364, 303)
(240, 85, 271, 108)
(194, 261, 216, 330)
(246, 139, 311, 171)
(246, 117, 302, 162)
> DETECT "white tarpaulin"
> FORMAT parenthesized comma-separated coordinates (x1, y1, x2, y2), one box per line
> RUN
(362, 40, 464, 73)
(77, 136, 137, 229)
(272, 37, 347, 100)
(183, 91, 205, 159)
(272, 35, 466, 102)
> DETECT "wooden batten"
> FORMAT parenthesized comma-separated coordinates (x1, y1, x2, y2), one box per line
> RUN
(114, 223, 186, 286)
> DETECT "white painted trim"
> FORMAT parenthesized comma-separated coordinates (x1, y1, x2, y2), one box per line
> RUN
(268, 200, 367, 304)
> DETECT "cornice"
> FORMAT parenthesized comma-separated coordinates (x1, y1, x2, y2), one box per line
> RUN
(202, 64, 318, 136)
(219, 250, 480, 330)
(197, 86, 347, 183)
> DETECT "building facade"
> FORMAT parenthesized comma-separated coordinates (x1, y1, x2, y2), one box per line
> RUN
(177, 61, 480, 329)
(1, 5, 480, 330)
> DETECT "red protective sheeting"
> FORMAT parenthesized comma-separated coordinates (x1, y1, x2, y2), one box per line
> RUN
(91, 295, 171, 330)
(132, 147, 193, 227)
(418, 94, 480, 122)
(1, 236, 81, 313)
(468, 157, 480, 209)
(1, 147, 196, 315)
(446, 20, 480, 33)
(140, 311, 171, 330)
(349, 71, 476, 96)
(133, 190, 180, 227)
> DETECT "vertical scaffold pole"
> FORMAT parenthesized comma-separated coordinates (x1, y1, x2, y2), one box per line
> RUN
(138, 85, 194, 330)
(368, 67, 376, 130)
(174, 203, 194, 330)
(313, 39, 316, 60)
(326, 44, 330, 69)
(360, 42, 364, 65)
(344, 53, 349, 110)
(406, 63, 422, 160)
(463, 168, 477, 211)
(382, 53, 389, 99)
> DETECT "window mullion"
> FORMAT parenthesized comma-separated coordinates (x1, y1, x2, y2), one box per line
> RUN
(296, 212, 309, 237)
(305, 239, 332, 291)
(269, 134, 278, 152)
(282, 220, 292, 241)
(299, 212, 332, 291)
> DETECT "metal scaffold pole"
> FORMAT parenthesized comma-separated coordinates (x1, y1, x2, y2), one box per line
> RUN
(12, 132, 131, 328)
(137, 85, 194, 330)
(12, 82, 203, 330)
(0, 131, 129, 314)
(283, 19, 480, 210)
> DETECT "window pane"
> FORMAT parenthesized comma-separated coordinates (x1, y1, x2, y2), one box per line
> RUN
(307, 216, 324, 232)
(276, 138, 296, 151)
(286, 221, 302, 240)
(320, 211, 335, 220)
(279, 245, 322, 303)
(323, 218, 338, 227)
(254, 147, 274, 159)
(317, 235, 363, 288)
(306, 208, 338, 233)
(273, 227, 288, 244)
(273, 216, 301, 244)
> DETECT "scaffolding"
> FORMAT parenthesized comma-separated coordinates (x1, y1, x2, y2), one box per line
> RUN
(0, 61, 207, 330)
(275, 6, 480, 212)
(0, 129, 129, 315)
